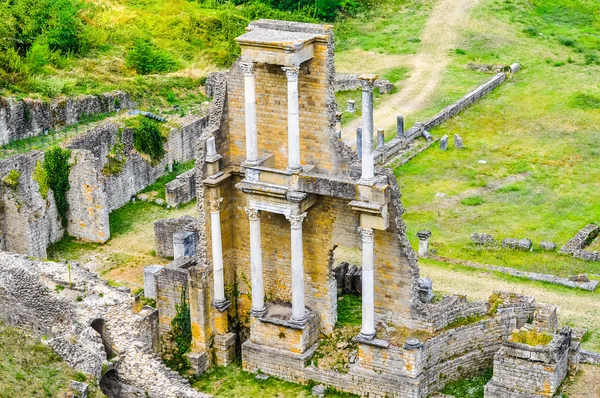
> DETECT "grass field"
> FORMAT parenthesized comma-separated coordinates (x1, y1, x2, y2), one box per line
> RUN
(395, 0, 600, 277)
(0, 322, 104, 398)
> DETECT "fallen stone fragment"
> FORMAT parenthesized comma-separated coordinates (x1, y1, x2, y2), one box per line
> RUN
(502, 238, 532, 252)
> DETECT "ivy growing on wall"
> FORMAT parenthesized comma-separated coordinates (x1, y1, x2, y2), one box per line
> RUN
(125, 115, 168, 166)
(41, 146, 72, 226)
(33, 160, 49, 199)
(162, 287, 192, 375)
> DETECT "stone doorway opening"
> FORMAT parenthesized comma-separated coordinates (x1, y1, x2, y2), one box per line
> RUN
(90, 318, 116, 359)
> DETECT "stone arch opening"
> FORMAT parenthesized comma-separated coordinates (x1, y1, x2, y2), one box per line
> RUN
(90, 318, 115, 359)
(331, 245, 362, 329)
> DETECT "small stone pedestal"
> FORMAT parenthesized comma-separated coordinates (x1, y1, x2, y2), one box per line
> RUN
(187, 352, 209, 375)
(417, 230, 432, 256)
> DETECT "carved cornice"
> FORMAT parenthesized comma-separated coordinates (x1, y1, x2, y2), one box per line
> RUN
(358, 227, 374, 242)
(239, 62, 256, 76)
(286, 213, 307, 229)
(282, 65, 300, 82)
(244, 207, 260, 221)
(208, 198, 223, 213)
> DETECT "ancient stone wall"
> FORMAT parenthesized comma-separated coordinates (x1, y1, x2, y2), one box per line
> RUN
(1, 114, 204, 255)
(484, 328, 574, 397)
(165, 169, 196, 208)
(0, 151, 63, 257)
(0, 92, 133, 146)
(334, 74, 395, 94)
(154, 215, 198, 259)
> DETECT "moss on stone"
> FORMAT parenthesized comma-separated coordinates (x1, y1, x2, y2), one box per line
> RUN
(2, 169, 21, 190)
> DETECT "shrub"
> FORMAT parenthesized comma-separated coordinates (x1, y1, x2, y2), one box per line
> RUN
(523, 26, 539, 37)
(2, 169, 21, 189)
(33, 160, 49, 199)
(126, 116, 168, 165)
(460, 196, 485, 206)
(162, 287, 192, 375)
(584, 52, 599, 65)
(42, 147, 72, 226)
(558, 36, 575, 47)
(125, 39, 179, 75)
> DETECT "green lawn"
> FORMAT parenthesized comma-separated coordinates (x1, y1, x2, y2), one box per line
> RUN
(396, 0, 600, 277)
(0, 322, 104, 398)
(191, 362, 356, 398)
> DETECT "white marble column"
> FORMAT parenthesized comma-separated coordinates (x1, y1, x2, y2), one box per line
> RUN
(358, 75, 377, 185)
(358, 227, 376, 339)
(240, 62, 258, 166)
(282, 66, 301, 172)
(286, 213, 307, 324)
(245, 207, 266, 317)
(209, 198, 227, 308)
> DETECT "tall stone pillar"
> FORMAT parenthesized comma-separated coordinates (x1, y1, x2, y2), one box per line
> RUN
(286, 213, 307, 325)
(245, 207, 266, 317)
(240, 62, 258, 166)
(282, 66, 301, 172)
(358, 227, 375, 340)
(209, 198, 229, 310)
(358, 75, 377, 185)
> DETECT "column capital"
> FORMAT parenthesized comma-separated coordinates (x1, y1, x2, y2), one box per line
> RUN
(286, 212, 307, 229)
(208, 198, 223, 213)
(239, 62, 256, 76)
(244, 207, 260, 221)
(358, 74, 378, 92)
(282, 65, 300, 81)
(358, 227, 374, 242)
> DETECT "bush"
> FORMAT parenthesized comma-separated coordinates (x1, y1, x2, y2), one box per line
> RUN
(461, 196, 485, 206)
(584, 52, 599, 65)
(558, 36, 575, 47)
(523, 26, 539, 37)
(125, 116, 168, 165)
(126, 39, 179, 75)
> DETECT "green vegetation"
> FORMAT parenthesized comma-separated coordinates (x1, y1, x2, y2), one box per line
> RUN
(125, 38, 179, 75)
(397, 0, 600, 279)
(442, 314, 487, 331)
(103, 130, 126, 176)
(0, 322, 104, 397)
(162, 287, 192, 375)
(510, 328, 553, 346)
(125, 116, 168, 166)
(140, 160, 195, 199)
(440, 368, 493, 398)
(192, 361, 357, 397)
(336, 294, 362, 327)
(40, 147, 72, 226)
(2, 169, 21, 189)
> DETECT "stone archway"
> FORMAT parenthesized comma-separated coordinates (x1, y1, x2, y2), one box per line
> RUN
(90, 318, 115, 359)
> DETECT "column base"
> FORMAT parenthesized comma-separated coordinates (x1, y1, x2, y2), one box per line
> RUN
(251, 306, 268, 318)
(357, 331, 376, 341)
(287, 165, 303, 174)
(213, 298, 231, 312)
(289, 315, 308, 327)
(358, 177, 376, 186)
(242, 159, 260, 168)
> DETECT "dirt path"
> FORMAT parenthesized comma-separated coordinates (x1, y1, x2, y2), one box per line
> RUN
(342, 0, 481, 145)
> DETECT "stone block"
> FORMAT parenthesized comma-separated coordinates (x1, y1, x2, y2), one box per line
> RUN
(71, 381, 89, 398)
(417, 277, 433, 303)
(143, 265, 163, 300)
(502, 238, 532, 251)
(540, 241, 556, 251)
(187, 352, 209, 375)
(312, 384, 326, 397)
(471, 233, 496, 245)
(454, 134, 463, 149)
(173, 231, 196, 259)
(440, 135, 449, 150)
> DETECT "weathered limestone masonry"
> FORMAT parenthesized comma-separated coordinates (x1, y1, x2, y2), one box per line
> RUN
(484, 327, 579, 397)
(0, 252, 209, 398)
(0, 91, 133, 146)
(154, 215, 198, 258)
(143, 20, 579, 397)
(166, 168, 197, 207)
(0, 151, 63, 257)
(559, 223, 600, 262)
(0, 113, 205, 257)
